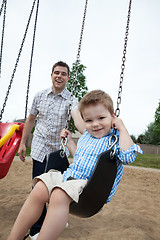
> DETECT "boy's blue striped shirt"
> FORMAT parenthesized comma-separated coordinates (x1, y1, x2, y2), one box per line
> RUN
(63, 130, 142, 203)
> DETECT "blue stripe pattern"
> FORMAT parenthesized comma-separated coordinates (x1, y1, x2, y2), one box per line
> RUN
(63, 130, 142, 203)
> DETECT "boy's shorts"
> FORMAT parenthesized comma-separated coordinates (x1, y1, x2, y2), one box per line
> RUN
(33, 170, 87, 203)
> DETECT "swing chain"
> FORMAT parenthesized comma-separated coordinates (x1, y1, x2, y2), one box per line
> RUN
(60, 138, 67, 157)
(65, 0, 88, 130)
(115, 0, 132, 118)
(0, 0, 7, 78)
(0, 0, 6, 16)
(108, 134, 118, 159)
(0, 0, 37, 121)
(25, 0, 40, 119)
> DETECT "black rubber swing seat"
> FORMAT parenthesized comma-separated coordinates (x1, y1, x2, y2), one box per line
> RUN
(69, 149, 117, 218)
(46, 148, 117, 218)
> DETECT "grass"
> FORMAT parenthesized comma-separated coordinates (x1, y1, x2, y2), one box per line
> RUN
(16, 147, 31, 156)
(130, 153, 160, 169)
(26, 147, 31, 156)
(23, 147, 160, 169)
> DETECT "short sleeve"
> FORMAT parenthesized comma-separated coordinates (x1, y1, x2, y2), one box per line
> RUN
(71, 95, 78, 110)
(30, 93, 39, 116)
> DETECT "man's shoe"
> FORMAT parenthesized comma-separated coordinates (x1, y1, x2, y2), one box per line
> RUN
(65, 222, 69, 228)
(29, 233, 39, 240)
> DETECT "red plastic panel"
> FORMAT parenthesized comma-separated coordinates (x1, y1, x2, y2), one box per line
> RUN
(0, 122, 24, 179)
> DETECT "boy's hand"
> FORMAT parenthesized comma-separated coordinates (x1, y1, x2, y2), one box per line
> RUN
(111, 116, 126, 132)
(112, 116, 133, 151)
(60, 128, 77, 156)
(60, 128, 72, 142)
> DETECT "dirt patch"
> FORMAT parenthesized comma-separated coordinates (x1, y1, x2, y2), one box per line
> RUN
(1, 158, 160, 240)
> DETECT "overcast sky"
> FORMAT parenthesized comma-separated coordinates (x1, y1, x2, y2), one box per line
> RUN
(0, 0, 159, 137)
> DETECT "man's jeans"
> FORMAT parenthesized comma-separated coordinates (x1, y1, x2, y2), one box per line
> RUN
(30, 157, 47, 236)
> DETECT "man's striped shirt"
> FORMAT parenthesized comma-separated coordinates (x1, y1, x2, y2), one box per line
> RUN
(30, 87, 78, 162)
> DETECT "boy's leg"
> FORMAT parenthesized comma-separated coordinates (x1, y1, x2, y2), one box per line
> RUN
(30, 158, 47, 237)
(37, 188, 72, 240)
(7, 181, 49, 240)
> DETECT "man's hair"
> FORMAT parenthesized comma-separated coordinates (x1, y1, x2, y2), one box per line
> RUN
(51, 61, 70, 76)
(79, 90, 114, 116)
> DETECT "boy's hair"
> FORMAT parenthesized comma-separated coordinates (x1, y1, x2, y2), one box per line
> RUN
(79, 90, 114, 116)
(52, 61, 70, 76)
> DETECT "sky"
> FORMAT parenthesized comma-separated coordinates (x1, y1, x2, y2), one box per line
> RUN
(0, 0, 160, 138)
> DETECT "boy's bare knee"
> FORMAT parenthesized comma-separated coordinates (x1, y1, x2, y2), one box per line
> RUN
(50, 188, 72, 206)
(32, 181, 49, 203)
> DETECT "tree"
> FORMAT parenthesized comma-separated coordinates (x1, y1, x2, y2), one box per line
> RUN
(67, 60, 88, 133)
(137, 122, 160, 145)
(136, 134, 145, 144)
(137, 101, 160, 145)
(154, 100, 160, 139)
(67, 60, 88, 101)
(130, 134, 137, 143)
(142, 122, 157, 145)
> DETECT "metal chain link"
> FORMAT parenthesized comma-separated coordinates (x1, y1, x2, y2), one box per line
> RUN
(0, 0, 5, 16)
(65, 0, 88, 130)
(0, 0, 37, 121)
(0, 0, 7, 78)
(25, 0, 39, 119)
(115, 0, 132, 118)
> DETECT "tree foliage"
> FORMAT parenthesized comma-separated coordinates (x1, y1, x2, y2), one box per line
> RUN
(136, 134, 144, 144)
(67, 60, 88, 101)
(154, 101, 160, 138)
(143, 122, 158, 145)
(67, 60, 88, 133)
(137, 101, 160, 145)
(130, 134, 137, 143)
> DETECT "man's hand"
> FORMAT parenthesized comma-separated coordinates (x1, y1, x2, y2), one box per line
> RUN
(18, 143, 26, 162)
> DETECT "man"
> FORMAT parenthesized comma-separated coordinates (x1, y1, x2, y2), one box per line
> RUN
(18, 61, 85, 240)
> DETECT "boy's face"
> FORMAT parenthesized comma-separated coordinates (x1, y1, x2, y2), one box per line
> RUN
(82, 103, 114, 138)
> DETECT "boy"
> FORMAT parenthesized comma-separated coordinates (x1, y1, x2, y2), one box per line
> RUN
(7, 90, 142, 240)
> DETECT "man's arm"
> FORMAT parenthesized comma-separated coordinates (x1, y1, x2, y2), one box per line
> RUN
(18, 114, 36, 162)
(71, 109, 85, 134)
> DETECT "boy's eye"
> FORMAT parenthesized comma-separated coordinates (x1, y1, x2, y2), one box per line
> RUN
(85, 119, 92, 122)
(99, 117, 105, 120)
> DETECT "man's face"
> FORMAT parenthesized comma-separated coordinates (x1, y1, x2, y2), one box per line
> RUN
(51, 66, 69, 94)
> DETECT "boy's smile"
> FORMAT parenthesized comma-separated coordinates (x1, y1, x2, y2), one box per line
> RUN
(82, 103, 114, 138)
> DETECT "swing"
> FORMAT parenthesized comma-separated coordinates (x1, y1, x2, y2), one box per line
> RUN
(69, 136, 118, 218)
(0, 122, 24, 179)
(0, 0, 40, 179)
(45, 0, 133, 218)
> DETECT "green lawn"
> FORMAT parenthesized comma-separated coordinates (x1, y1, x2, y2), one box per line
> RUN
(24, 147, 160, 170)
(16, 147, 31, 156)
(130, 153, 160, 169)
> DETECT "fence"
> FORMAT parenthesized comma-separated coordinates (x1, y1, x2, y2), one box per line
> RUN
(26, 134, 160, 155)
(138, 144, 160, 155)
